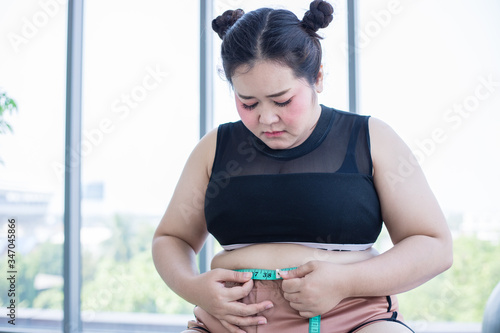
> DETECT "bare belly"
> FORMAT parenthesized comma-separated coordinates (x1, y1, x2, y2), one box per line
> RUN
(210, 243, 379, 270)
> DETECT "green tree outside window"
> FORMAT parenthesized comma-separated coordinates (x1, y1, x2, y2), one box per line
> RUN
(0, 89, 18, 164)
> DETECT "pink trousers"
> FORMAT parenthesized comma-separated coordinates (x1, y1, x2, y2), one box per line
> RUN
(185, 280, 412, 333)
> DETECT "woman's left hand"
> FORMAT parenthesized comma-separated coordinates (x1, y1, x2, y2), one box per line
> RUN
(279, 261, 349, 318)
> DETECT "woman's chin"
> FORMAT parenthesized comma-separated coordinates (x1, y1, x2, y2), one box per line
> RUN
(263, 140, 291, 150)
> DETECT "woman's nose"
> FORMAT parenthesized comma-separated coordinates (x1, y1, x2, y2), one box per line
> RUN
(259, 108, 279, 125)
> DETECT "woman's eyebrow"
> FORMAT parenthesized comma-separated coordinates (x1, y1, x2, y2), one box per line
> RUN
(237, 88, 291, 100)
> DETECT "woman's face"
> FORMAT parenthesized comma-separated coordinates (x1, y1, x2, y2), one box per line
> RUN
(231, 61, 323, 150)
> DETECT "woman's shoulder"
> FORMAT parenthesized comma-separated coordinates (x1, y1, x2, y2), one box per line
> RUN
(185, 127, 219, 179)
(368, 116, 404, 148)
(200, 126, 218, 147)
(367, 116, 415, 180)
(198, 120, 249, 176)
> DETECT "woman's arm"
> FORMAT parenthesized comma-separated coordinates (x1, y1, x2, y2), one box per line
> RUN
(280, 117, 453, 317)
(345, 117, 453, 294)
(152, 129, 272, 333)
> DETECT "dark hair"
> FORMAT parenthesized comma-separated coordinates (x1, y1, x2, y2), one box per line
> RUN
(212, 0, 334, 86)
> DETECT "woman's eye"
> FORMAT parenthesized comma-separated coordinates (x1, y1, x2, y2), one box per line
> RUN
(242, 102, 258, 110)
(275, 98, 292, 107)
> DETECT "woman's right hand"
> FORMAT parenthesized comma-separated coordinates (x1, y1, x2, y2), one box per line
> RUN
(191, 268, 273, 333)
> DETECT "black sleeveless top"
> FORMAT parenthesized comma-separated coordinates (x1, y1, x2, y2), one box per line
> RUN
(204, 105, 383, 251)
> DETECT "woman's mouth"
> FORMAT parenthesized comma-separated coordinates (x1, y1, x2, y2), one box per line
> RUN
(264, 131, 285, 138)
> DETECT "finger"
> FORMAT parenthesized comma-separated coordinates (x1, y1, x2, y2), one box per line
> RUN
(223, 313, 269, 327)
(299, 311, 317, 319)
(286, 297, 320, 318)
(227, 299, 274, 317)
(210, 268, 253, 283)
(282, 290, 301, 303)
(220, 319, 247, 333)
(287, 300, 311, 315)
(224, 278, 254, 300)
(224, 270, 253, 283)
(281, 277, 302, 293)
(278, 262, 315, 279)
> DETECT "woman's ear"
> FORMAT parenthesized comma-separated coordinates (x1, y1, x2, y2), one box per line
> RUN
(314, 65, 324, 93)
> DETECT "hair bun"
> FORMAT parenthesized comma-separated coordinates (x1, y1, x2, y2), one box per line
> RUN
(301, 0, 334, 34)
(212, 9, 245, 39)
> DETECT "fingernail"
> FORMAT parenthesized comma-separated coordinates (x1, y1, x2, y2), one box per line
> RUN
(244, 272, 253, 279)
(265, 303, 273, 310)
(258, 319, 267, 325)
(277, 269, 288, 277)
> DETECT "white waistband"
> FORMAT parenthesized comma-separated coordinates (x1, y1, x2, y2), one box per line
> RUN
(221, 242, 373, 252)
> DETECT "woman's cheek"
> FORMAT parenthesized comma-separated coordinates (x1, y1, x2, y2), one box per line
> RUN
(282, 95, 310, 121)
(235, 103, 258, 128)
(235, 103, 247, 120)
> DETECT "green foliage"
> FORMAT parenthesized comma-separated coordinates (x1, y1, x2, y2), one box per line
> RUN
(81, 251, 192, 314)
(398, 236, 500, 322)
(33, 288, 64, 309)
(0, 90, 17, 134)
(0, 242, 63, 308)
(0, 89, 18, 164)
(80, 214, 193, 314)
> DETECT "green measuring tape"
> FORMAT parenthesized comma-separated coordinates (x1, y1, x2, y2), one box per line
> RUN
(236, 268, 321, 333)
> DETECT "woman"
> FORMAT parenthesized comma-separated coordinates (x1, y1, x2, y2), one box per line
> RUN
(152, 1, 453, 332)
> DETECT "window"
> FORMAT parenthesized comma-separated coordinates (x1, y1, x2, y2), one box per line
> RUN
(0, 0, 68, 330)
(358, 0, 500, 329)
(1, 1, 497, 332)
(80, 0, 199, 330)
(0, 0, 200, 331)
